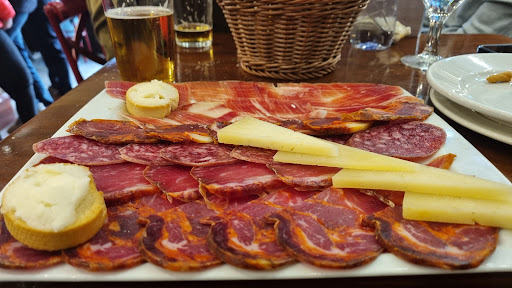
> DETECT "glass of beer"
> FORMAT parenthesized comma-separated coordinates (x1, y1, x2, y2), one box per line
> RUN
(174, 0, 213, 48)
(102, 0, 175, 82)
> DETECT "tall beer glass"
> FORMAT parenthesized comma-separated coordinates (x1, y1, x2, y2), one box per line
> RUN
(102, 0, 175, 82)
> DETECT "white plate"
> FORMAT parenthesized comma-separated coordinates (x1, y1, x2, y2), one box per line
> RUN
(426, 53, 512, 125)
(430, 89, 512, 146)
(0, 90, 512, 281)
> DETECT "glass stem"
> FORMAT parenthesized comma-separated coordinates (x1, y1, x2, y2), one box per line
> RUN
(422, 16, 444, 56)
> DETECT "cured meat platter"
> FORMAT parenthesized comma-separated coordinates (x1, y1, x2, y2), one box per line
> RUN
(0, 88, 511, 282)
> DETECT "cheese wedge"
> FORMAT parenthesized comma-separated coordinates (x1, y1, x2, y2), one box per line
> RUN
(403, 192, 512, 229)
(332, 166, 512, 202)
(125, 80, 179, 118)
(273, 143, 419, 172)
(217, 116, 339, 156)
(1, 163, 107, 251)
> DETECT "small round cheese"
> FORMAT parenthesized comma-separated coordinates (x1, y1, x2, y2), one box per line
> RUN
(1, 163, 107, 251)
(125, 80, 179, 118)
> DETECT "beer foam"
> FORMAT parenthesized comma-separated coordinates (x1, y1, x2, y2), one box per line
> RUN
(105, 6, 172, 19)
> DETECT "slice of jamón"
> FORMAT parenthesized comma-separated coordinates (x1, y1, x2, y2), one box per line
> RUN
(363, 206, 499, 270)
(191, 162, 287, 199)
(267, 187, 388, 268)
(143, 165, 202, 202)
(89, 162, 160, 206)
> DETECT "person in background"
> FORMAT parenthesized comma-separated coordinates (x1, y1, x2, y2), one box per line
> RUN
(6, 0, 54, 107)
(442, 0, 512, 38)
(420, 0, 512, 38)
(22, 0, 72, 98)
(85, 0, 113, 60)
(1, 0, 40, 123)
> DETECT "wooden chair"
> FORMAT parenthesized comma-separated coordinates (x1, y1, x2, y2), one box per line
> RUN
(43, 0, 107, 83)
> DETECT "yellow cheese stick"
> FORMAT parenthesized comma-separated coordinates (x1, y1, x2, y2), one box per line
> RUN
(403, 192, 512, 229)
(274, 143, 419, 172)
(332, 166, 512, 202)
(217, 116, 339, 156)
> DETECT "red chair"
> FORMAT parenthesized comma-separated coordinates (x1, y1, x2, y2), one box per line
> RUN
(44, 0, 107, 83)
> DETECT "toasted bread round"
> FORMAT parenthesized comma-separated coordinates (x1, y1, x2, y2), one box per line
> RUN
(125, 80, 179, 118)
(1, 163, 107, 251)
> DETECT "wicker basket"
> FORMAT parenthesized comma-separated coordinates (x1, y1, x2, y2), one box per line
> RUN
(216, 0, 369, 80)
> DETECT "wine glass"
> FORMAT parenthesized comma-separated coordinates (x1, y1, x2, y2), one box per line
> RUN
(401, 0, 465, 70)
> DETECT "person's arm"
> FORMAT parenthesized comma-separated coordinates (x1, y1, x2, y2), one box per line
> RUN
(0, 0, 15, 29)
(443, 0, 512, 38)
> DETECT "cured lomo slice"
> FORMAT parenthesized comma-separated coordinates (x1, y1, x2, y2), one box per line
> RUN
(0, 216, 63, 269)
(363, 206, 499, 270)
(230, 146, 277, 164)
(191, 162, 287, 199)
(346, 121, 447, 161)
(144, 124, 213, 143)
(89, 162, 159, 206)
(139, 196, 252, 271)
(204, 188, 316, 270)
(119, 143, 174, 165)
(67, 118, 159, 144)
(33, 135, 125, 165)
(143, 165, 202, 202)
(160, 143, 238, 166)
(267, 163, 341, 191)
(63, 203, 145, 271)
(267, 187, 388, 268)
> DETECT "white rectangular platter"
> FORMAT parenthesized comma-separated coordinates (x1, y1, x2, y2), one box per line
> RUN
(1, 89, 511, 281)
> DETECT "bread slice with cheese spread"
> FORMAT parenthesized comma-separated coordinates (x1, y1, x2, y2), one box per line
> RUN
(125, 80, 179, 118)
(1, 163, 107, 251)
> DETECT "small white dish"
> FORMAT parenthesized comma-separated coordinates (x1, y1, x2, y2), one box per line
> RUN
(430, 89, 512, 145)
(427, 53, 512, 125)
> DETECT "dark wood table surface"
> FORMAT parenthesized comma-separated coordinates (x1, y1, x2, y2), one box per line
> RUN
(1, 33, 512, 287)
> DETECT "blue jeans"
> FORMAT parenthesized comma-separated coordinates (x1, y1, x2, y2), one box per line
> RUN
(23, 0, 72, 96)
(0, 30, 39, 123)
(6, 12, 54, 107)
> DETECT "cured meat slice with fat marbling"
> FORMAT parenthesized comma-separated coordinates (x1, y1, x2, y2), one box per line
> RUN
(268, 163, 341, 191)
(204, 187, 317, 270)
(230, 146, 277, 164)
(0, 215, 63, 269)
(139, 195, 254, 271)
(63, 202, 147, 271)
(363, 206, 499, 270)
(33, 135, 125, 166)
(159, 143, 238, 166)
(191, 162, 287, 199)
(346, 121, 447, 161)
(119, 143, 174, 165)
(89, 162, 159, 206)
(143, 123, 213, 143)
(143, 165, 203, 202)
(67, 118, 159, 144)
(267, 187, 389, 268)
(104, 80, 135, 100)
(62, 193, 181, 272)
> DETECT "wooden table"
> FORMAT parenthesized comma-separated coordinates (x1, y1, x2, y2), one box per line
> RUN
(1, 33, 511, 287)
